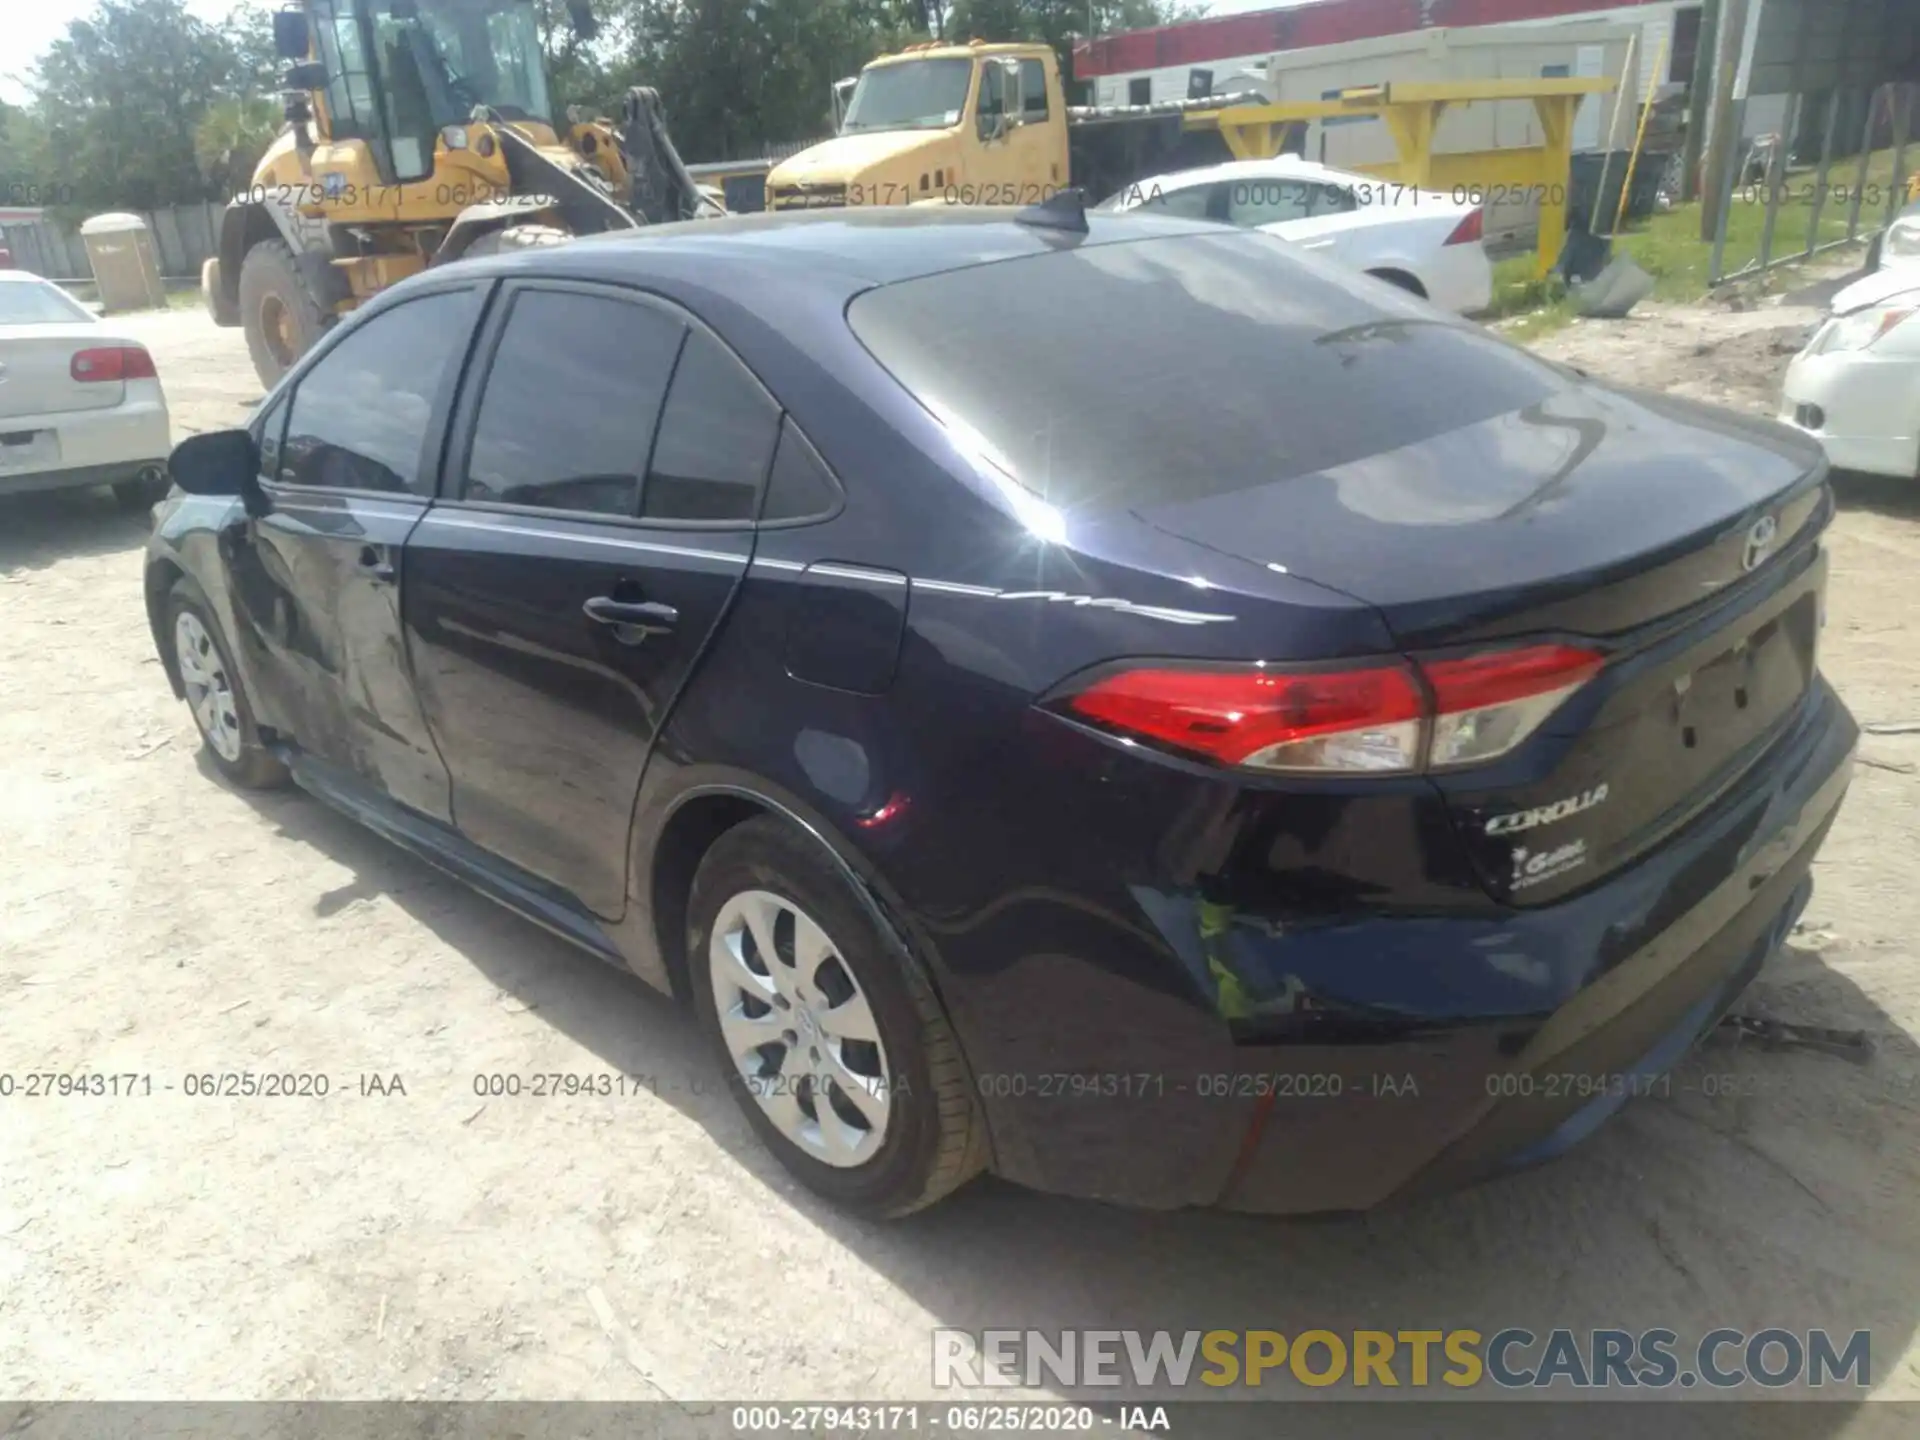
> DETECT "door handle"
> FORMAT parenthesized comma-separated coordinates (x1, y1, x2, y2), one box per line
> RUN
(583, 595, 678, 635)
(357, 545, 395, 583)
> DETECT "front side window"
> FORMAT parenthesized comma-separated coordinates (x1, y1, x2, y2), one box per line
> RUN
(463, 288, 684, 517)
(279, 288, 478, 495)
(840, 59, 973, 134)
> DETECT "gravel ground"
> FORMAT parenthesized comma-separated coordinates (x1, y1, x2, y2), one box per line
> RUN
(3, 294, 1920, 1419)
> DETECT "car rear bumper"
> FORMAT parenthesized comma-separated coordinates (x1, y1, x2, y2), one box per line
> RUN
(1427, 244, 1495, 315)
(1780, 345, 1920, 478)
(0, 392, 170, 496)
(956, 678, 1856, 1213)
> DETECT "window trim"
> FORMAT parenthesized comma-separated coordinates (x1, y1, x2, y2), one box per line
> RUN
(260, 279, 491, 505)
(439, 276, 797, 534)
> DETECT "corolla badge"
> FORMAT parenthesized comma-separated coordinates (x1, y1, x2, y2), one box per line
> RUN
(1485, 783, 1609, 837)
(1742, 513, 1781, 573)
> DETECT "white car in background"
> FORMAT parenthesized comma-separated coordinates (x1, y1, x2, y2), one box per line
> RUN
(0, 270, 171, 510)
(1780, 266, 1920, 478)
(1098, 156, 1494, 315)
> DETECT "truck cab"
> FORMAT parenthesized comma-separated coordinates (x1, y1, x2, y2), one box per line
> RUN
(766, 42, 1069, 210)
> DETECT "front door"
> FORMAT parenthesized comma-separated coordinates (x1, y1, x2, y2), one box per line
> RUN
(403, 281, 782, 920)
(227, 283, 483, 821)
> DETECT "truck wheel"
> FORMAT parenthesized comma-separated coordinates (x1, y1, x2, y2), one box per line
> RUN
(238, 239, 330, 389)
(201, 258, 239, 328)
(462, 225, 572, 258)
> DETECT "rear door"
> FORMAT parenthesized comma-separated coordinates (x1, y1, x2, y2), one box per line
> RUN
(232, 283, 484, 820)
(403, 280, 780, 920)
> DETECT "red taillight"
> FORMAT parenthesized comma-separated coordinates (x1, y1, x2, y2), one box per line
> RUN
(70, 346, 156, 382)
(1052, 643, 1603, 775)
(1058, 663, 1427, 774)
(1444, 208, 1485, 246)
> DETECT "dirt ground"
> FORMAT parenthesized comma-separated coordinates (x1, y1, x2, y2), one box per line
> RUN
(5, 282, 1920, 1418)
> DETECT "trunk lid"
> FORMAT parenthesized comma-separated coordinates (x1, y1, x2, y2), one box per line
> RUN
(1137, 382, 1832, 905)
(0, 327, 125, 420)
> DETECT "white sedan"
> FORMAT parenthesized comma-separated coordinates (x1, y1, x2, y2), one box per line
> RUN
(1780, 267, 1920, 478)
(1098, 157, 1494, 315)
(0, 270, 171, 509)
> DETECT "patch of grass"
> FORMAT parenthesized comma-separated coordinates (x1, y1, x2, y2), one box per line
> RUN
(165, 284, 203, 311)
(1483, 145, 1913, 338)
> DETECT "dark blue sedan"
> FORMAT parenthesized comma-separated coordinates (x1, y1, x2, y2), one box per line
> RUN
(145, 205, 1857, 1217)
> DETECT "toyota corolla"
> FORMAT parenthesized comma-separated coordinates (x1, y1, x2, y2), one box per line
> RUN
(146, 204, 1857, 1218)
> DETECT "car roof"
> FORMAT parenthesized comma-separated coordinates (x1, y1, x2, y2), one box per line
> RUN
(441, 205, 1226, 298)
(0, 270, 57, 285)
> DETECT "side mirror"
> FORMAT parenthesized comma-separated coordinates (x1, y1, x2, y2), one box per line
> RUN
(565, 0, 601, 41)
(170, 429, 268, 516)
(284, 61, 329, 92)
(272, 8, 310, 61)
(1001, 60, 1025, 127)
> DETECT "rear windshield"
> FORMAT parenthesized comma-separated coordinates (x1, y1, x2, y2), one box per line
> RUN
(846, 230, 1565, 514)
(0, 281, 96, 326)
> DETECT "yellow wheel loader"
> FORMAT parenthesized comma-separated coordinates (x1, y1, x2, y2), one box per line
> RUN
(204, 0, 722, 387)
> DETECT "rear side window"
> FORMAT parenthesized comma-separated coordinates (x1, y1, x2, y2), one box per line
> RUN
(280, 288, 478, 495)
(642, 330, 780, 522)
(0, 280, 94, 325)
(463, 288, 685, 517)
(760, 418, 841, 523)
(1130, 184, 1218, 221)
(1225, 178, 1313, 226)
(847, 230, 1563, 515)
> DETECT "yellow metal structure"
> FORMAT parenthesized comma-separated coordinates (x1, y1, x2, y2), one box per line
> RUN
(1191, 77, 1617, 279)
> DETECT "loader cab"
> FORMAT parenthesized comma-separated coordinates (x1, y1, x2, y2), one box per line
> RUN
(283, 0, 556, 185)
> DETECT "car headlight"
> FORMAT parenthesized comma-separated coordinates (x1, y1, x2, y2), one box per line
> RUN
(1822, 301, 1918, 352)
(1886, 219, 1920, 261)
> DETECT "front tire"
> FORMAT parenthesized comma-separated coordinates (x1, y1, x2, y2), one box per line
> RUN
(238, 239, 331, 389)
(687, 817, 987, 1217)
(167, 582, 287, 790)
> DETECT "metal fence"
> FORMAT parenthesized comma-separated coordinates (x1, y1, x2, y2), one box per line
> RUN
(1, 201, 225, 283)
(1703, 0, 1920, 287)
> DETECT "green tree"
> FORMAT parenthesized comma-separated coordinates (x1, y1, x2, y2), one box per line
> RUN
(195, 96, 284, 196)
(30, 0, 258, 212)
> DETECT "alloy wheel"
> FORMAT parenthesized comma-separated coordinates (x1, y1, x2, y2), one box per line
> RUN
(174, 610, 243, 763)
(707, 888, 893, 1167)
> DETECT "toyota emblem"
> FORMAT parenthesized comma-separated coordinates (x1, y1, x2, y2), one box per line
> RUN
(1742, 513, 1780, 573)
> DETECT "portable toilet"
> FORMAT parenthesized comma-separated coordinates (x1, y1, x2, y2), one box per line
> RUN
(79, 212, 166, 313)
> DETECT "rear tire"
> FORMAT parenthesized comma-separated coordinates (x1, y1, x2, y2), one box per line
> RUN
(462, 225, 572, 258)
(113, 468, 169, 514)
(687, 816, 987, 1217)
(166, 581, 288, 790)
(238, 239, 331, 390)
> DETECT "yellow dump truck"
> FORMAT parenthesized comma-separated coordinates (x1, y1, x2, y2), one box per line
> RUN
(765, 40, 1260, 212)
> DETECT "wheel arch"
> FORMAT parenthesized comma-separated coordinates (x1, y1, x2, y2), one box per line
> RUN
(216, 202, 285, 311)
(642, 780, 956, 1029)
(146, 558, 189, 698)
(1365, 265, 1428, 298)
